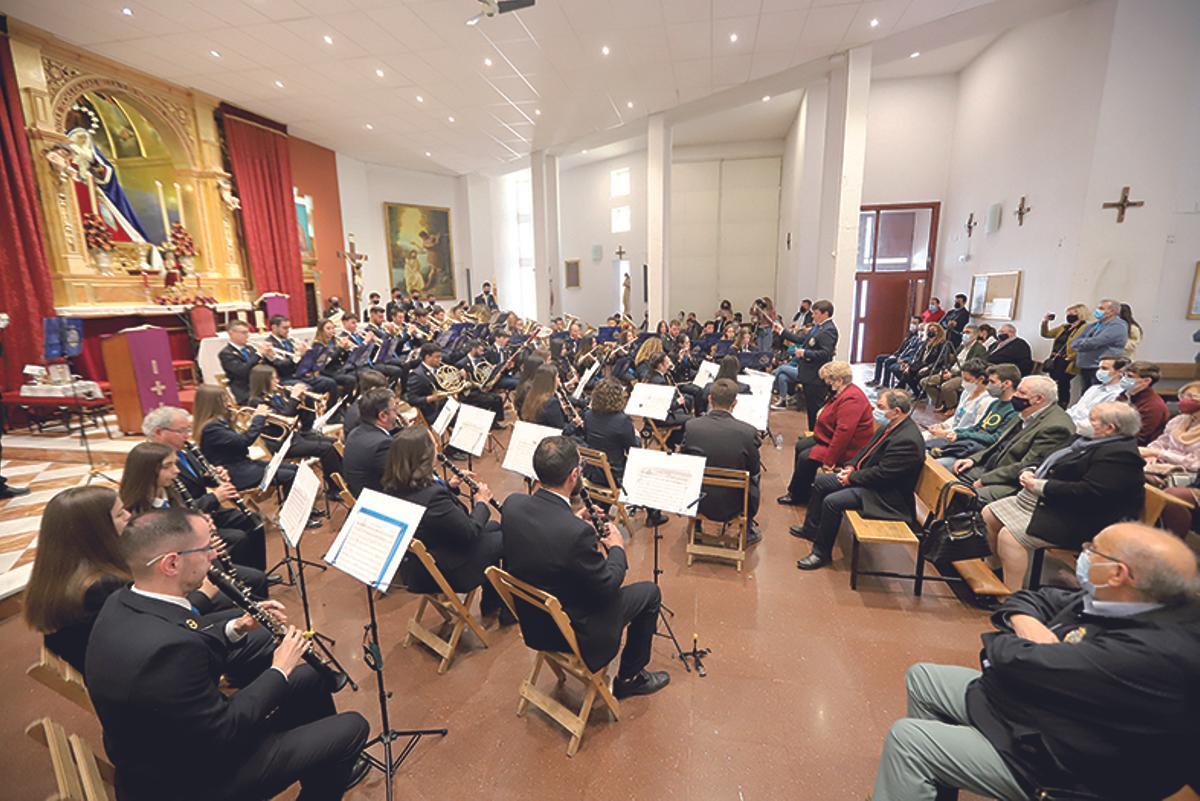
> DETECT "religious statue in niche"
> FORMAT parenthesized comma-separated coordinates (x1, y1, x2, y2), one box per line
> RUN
(383, 202, 456, 299)
(622, 273, 632, 317)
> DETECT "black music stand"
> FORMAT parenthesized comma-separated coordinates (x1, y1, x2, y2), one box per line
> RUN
(644, 493, 711, 676)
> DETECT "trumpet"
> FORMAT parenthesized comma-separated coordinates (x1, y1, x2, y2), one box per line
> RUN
(436, 452, 502, 513)
(257, 338, 303, 362)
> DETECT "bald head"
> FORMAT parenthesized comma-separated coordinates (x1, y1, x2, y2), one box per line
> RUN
(1093, 523, 1199, 605)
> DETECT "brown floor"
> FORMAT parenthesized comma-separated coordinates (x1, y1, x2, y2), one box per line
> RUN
(0, 404, 997, 801)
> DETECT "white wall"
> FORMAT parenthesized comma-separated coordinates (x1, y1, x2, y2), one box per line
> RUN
(862, 76, 958, 205)
(776, 85, 829, 320)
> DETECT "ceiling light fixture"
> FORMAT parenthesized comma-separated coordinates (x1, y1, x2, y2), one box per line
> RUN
(869, 18, 879, 28)
(425, 151, 432, 157)
(601, 45, 610, 56)
(534, 108, 541, 116)
(323, 34, 334, 45)
(274, 80, 285, 88)
(729, 33, 738, 43)
(364, 123, 374, 130)
(416, 94, 424, 103)
(626, 100, 633, 109)
(909, 51, 920, 58)
(375, 68, 385, 78)
(762, 95, 771, 102)
(582, 149, 589, 154)
(448, 115, 456, 122)
(484, 57, 493, 66)
(121, 7, 133, 16)
(209, 50, 221, 58)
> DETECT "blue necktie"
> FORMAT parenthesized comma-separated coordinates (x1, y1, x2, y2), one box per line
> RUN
(282, 339, 293, 352)
(178, 452, 197, 477)
(190, 605, 200, 615)
(241, 346, 252, 361)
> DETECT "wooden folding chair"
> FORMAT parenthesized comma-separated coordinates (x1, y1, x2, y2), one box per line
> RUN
(402, 539, 490, 674)
(484, 566, 619, 757)
(25, 717, 115, 800)
(578, 446, 634, 534)
(641, 418, 673, 452)
(687, 467, 751, 572)
(26, 646, 94, 714)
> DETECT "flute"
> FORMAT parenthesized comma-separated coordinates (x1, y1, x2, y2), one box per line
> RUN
(436, 452, 502, 513)
(183, 440, 259, 522)
(206, 567, 350, 693)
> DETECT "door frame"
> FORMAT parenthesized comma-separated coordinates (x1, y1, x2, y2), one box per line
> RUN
(851, 201, 941, 362)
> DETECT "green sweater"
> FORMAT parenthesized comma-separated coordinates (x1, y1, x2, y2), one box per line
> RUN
(955, 398, 1017, 446)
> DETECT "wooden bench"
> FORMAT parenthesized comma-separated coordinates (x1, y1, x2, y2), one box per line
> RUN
(920, 458, 1012, 597)
(25, 718, 114, 800)
(26, 646, 94, 714)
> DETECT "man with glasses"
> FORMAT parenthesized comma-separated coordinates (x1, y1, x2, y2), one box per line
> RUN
(86, 509, 368, 801)
(870, 522, 1200, 801)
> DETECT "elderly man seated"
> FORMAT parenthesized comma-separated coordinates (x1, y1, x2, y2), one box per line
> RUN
(1065, 355, 1128, 435)
(870, 522, 1200, 801)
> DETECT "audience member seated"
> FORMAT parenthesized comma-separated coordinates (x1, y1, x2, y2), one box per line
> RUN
(1071, 298, 1130, 389)
(340, 368, 388, 437)
(582, 379, 638, 485)
(1121, 360, 1170, 445)
(865, 318, 919, 390)
(982, 402, 1145, 591)
(920, 324, 988, 410)
(870, 523, 1200, 801)
(217, 319, 261, 405)
(951, 376, 1075, 503)
(382, 427, 509, 624)
(1065, 355, 1128, 435)
(928, 363, 1020, 462)
(501, 436, 669, 700)
(1143, 382, 1200, 537)
(777, 361, 873, 506)
(1039, 303, 1090, 406)
(900, 323, 953, 393)
(793, 389, 925, 571)
(682, 378, 763, 544)
(984, 323, 1033, 377)
(193, 385, 297, 493)
(342, 388, 399, 497)
(247, 365, 343, 488)
(923, 359, 992, 446)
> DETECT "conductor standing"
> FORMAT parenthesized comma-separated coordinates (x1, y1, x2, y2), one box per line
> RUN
(777, 299, 838, 429)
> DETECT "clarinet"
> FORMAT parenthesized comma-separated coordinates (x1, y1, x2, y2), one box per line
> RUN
(436, 452, 502, 513)
(183, 441, 259, 522)
(206, 567, 349, 693)
(173, 478, 256, 597)
(555, 385, 583, 429)
(578, 487, 610, 551)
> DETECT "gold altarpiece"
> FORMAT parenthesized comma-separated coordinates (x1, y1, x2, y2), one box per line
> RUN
(7, 24, 256, 315)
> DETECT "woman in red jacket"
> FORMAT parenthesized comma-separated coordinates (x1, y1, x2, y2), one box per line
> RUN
(777, 360, 875, 505)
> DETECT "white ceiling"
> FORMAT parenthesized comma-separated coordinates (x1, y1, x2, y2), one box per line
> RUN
(673, 88, 803, 146)
(4, 0, 1058, 176)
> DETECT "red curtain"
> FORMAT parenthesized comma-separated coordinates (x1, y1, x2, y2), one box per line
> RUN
(0, 27, 56, 392)
(221, 106, 306, 322)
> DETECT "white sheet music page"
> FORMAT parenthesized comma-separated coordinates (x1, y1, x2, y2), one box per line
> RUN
(573, 360, 601, 399)
(258, 432, 294, 492)
(730, 389, 771, 432)
(618, 448, 707, 516)
(739, 370, 774, 397)
(502, 420, 562, 479)
(313, 397, 345, 432)
(624, 382, 675, 421)
(279, 461, 320, 548)
(323, 489, 426, 591)
(449, 403, 495, 456)
(431, 396, 460, 435)
(694, 360, 720, 387)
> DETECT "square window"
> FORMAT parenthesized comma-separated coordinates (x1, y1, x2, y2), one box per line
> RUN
(610, 167, 630, 198)
(611, 205, 631, 233)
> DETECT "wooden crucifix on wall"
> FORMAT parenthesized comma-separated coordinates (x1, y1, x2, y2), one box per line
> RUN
(1013, 196, 1032, 226)
(337, 234, 368, 317)
(1102, 186, 1145, 223)
(965, 212, 977, 237)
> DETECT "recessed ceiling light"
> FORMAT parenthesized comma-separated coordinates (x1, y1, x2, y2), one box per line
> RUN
(448, 115, 455, 122)
(729, 33, 738, 43)
(870, 18, 880, 28)
(375, 68, 385, 78)
(121, 7, 133, 16)
(484, 57, 493, 67)
(365, 124, 374, 130)
(416, 95, 424, 103)
(762, 95, 771, 102)
(274, 80, 285, 88)
(601, 45, 610, 56)
(534, 108, 541, 116)
(425, 151, 432, 157)
(323, 34, 334, 45)
(582, 149, 589, 154)
(626, 100, 634, 109)
(209, 50, 221, 58)
(910, 51, 921, 58)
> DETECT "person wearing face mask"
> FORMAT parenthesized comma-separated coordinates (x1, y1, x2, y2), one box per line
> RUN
(921, 297, 945, 324)
(1152, 382, 1200, 538)
(940, 293, 971, 347)
(866, 316, 923, 390)
(1039, 303, 1091, 407)
(920, 323, 988, 410)
(984, 324, 1033, 376)
(925, 360, 993, 444)
(981, 401, 1145, 591)
(1065, 356, 1129, 436)
(1069, 299, 1129, 390)
(869, 522, 1200, 801)
(1120, 361, 1170, 445)
(929, 364, 1020, 463)
(793, 389, 925, 571)
(951, 376, 1075, 503)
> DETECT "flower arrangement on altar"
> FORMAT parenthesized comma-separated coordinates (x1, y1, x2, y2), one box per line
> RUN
(153, 288, 218, 307)
(82, 211, 113, 252)
(169, 222, 197, 258)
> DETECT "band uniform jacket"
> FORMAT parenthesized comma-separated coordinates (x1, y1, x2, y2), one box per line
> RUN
(218, 343, 262, 405)
(781, 320, 838, 384)
(199, 417, 267, 490)
(264, 334, 299, 380)
(682, 410, 761, 522)
(972, 405, 1075, 489)
(404, 363, 444, 424)
(501, 489, 629, 672)
(343, 424, 393, 497)
(85, 588, 290, 801)
(583, 409, 638, 478)
(393, 482, 490, 586)
(474, 292, 499, 310)
(844, 415, 925, 522)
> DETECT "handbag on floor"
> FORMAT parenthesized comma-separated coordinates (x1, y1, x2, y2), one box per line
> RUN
(921, 482, 991, 562)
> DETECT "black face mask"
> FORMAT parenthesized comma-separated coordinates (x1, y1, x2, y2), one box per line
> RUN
(1009, 395, 1031, 412)
(1066, 313, 1079, 324)
(997, 332, 1011, 341)
(954, 300, 964, 308)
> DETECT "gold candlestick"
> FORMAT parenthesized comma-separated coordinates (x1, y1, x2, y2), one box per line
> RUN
(155, 180, 169, 240)
(174, 182, 186, 228)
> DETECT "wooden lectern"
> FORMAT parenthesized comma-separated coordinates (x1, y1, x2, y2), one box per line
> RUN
(101, 326, 181, 435)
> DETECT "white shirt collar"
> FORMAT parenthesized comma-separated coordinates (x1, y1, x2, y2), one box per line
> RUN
(131, 584, 193, 611)
(1083, 596, 1163, 618)
(545, 488, 573, 507)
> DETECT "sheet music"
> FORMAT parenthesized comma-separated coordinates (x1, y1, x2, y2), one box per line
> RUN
(730, 388, 771, 431)
(573, 360, 601, 400)
(502, 420, 562, 479)
(625, 382, 676, 421)
(258, 432, 293, 492)
(694, 360, 720, 387)
(449, 403, 495, 456)
(313, 397, 345, 432)
(279, 461, 320, 548)
(618, 448, 707, 516)
(324, 489, 425, 591)
(431, 396, 460, 435)
(739, 370, 774, 397)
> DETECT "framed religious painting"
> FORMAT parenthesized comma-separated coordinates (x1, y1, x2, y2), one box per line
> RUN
(383, 202, 456, 300)
(294, 189, 316, 261)
(1188, 262, 1200, 320)
(564, 259, 581, 289)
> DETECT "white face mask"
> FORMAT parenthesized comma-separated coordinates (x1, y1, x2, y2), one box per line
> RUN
(962, 381, 978, 394)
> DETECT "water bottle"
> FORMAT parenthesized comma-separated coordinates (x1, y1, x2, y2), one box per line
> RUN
(773, 433, 784, 449)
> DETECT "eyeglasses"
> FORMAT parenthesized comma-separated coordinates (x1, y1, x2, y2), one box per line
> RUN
(1081, 541, 1131, 577)
(145, 543, 216, 567)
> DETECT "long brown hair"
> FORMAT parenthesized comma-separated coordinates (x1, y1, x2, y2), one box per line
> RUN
(192, 385, 230, 441)
(120, 441, 179, 515)
(521, 364, 559, 422)
(248, 364, 277, 401)
(313, 318, 336, 346)
(24, 486, 128, 634)
(634, 336, 663, 366)
(716, 354, 741, 382)
(513, 353, 546, 412)
(381, 427, 436, 494)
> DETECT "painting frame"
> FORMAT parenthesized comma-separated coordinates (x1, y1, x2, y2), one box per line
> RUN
(1189, 261, 1200, 320)
(969, 270, 1021, 321)
(383, 201, 456, 300)
(564, 258, 581, 289)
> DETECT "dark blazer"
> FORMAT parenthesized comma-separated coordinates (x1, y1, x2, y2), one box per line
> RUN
(682, 410, 760, 522)
(1024, 437, 1145, 547)
(809, 384, 875, 467)
(343, 423, 392, 497)
(175, 449, 223, 514)
(394, 482, 490, 582)
(535, 395, 580, 436)
(264, 334, 299, 379)
(85, 589, 290, 801)
(986, 336, 1034, 376)
(783, 319, 838, 383)
(583, 409, 638, 477)
(967, 588, 1200, 800)
(474, 292, 498, 310)
(973, 404, 1076, 489)
(218, 343, 262, 405)
(845, 415, 925, 521)
(501, 489, 628, 671)
(404, 363, 443, 423)
(342, 400, 363, 437)
(199, 417, 267, 490)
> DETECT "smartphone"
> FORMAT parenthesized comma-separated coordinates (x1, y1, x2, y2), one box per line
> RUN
(1046, 313, 1056, 320)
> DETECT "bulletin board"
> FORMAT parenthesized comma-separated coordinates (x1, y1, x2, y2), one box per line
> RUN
(969, 271, 1021, 321)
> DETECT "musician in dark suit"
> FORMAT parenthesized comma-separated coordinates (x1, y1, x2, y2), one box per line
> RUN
(474, 281, 499, 310)
(264, 315, 337, 399)
(218, 320, 262, 405)
(501, 437, 669, 699)
(248, 365, 344, 488)
(583, 379, 639, 483)
(341, 369, 388, 437)
(454, 338, 507, 425)
(777, 299, 838, 429)
(192, 385, 297, 494)
(794, 389, 925, 571)
(342, 388, 398, 497)
(682, 379, 762, 543)
(383, 427, 509, 621)
(404, 342, 447, 424)
(646, 352, 690, 449)
(85, 509, 369, 801)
